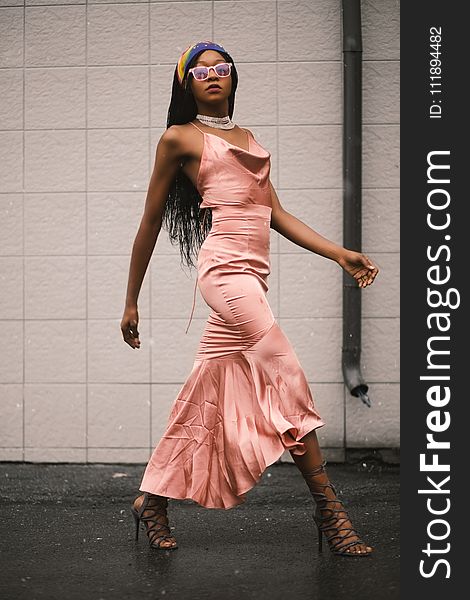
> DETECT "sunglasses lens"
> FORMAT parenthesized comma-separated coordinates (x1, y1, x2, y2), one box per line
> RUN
(215, 63, 230, 76)
(192, 67, 209, 80)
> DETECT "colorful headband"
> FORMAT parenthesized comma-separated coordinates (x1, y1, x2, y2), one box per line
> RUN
(177, 41, 228, 86)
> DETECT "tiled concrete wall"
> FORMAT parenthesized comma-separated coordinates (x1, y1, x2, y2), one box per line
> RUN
(0, 0, 399, 463)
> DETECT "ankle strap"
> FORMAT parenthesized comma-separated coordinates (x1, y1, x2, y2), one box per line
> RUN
(300, 458, 327, 477)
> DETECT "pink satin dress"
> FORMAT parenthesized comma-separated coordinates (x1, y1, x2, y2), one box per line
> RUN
(139, 121, 326, 509)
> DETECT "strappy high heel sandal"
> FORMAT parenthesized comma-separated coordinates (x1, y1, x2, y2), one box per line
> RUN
(300, 459, 373, 557)
(131, 493, 178, 550)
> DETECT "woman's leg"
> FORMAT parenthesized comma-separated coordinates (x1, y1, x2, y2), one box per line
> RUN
(289, 430, 373, 555)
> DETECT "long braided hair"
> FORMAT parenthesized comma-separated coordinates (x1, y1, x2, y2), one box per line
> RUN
(162, 45, 239, 270)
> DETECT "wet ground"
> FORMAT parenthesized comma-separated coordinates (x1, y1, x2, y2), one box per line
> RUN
(0, 460, 399, 600)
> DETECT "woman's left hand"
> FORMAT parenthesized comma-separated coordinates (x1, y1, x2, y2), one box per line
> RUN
(338, 249, 379, 288)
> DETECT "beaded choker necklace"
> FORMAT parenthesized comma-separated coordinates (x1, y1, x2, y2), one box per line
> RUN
(195, 113, 235, 130)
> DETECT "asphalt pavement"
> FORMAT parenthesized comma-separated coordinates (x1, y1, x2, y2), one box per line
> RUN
(0, 459, 399, 600)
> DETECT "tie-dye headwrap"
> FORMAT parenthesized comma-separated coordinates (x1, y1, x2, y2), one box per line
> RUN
(177, 41, 228, 87)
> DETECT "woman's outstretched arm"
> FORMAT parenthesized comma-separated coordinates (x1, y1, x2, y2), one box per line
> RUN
(121, 127, 183, 348)
(269, 180, 379, 287)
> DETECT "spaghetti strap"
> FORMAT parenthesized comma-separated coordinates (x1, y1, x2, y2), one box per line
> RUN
(189, 121, 205, 134)
(190, 121, 250, 149)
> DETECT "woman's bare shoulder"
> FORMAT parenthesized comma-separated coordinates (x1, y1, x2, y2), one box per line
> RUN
(158, 124, 184, 148)
(160, 123, 199, 157)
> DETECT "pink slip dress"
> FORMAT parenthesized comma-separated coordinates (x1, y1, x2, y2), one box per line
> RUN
(138, 121, 326, 509)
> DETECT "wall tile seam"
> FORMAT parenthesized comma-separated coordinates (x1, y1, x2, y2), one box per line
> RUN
(136, 381, 400, 386)
(18, 382, 154, 385)
(1, 187, 400, 193)
(146, 0, 153, 452)
(274, 0, 280, 310)
(85, 0, 89, 463)
(18, 446, 152, 450)
(3, 123, 401, 129)
(3, 381, 396, 385)
(40, 446, 351, 452)
(1, 188, 401, 194)
(21, 0, 26, 464)
(0, 121, 401, 127)
(12, 61, 346, 68)
(8, 60, 400, 68)
(0, 2, 396, 13)
(132, 317, 399, 325)
(3, 315, 400, 321)
(8, 318, 399, 328)
(0, 251, 397, 257)
(1, 124, 400, 132)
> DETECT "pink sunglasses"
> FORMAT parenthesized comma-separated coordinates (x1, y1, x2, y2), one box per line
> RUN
(187, 62, 233, 82)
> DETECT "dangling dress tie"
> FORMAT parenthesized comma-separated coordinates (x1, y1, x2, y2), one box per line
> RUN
(185, 207, 209, 334)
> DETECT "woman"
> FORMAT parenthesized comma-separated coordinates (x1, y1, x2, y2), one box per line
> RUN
(121, 41, 379, 556)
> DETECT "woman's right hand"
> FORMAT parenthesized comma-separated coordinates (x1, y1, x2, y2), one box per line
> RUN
(121, 305, 140, 349)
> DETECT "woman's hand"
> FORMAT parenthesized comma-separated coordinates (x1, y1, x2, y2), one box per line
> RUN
(121, 305, 140, 349)
(338, 249, 379, 288)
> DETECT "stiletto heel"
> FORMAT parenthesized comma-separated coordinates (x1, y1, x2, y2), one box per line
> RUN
(301, 459, 373, 557)
(131, 492, 178, 550)
(314, 516, 323, 552)
(131, 507, 140, 541)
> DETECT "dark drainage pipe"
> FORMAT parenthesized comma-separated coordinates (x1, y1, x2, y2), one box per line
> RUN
(341, 0, 370, 407)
